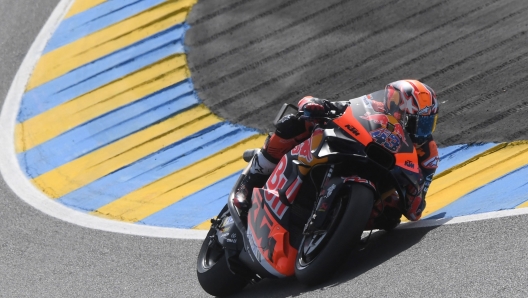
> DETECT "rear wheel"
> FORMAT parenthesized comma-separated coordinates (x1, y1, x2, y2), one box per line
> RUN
(295, 183, 374, 285)
(196, 218, 247, 296)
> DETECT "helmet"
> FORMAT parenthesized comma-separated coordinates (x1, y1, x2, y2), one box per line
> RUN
(384, 80, 438, 140)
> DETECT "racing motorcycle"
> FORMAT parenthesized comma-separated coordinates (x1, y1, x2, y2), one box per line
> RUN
(196, 90, 422, 296)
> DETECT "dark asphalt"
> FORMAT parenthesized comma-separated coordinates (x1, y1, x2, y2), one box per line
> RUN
(1, 0, 528, 297)
(186, 0, 528, 147)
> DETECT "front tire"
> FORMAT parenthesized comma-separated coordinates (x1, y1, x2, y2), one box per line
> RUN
(295, 183, 374, 285)
(197, 226, 247, 296)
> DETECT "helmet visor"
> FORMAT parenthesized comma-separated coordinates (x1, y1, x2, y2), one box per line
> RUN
(406, 114, 438, 137)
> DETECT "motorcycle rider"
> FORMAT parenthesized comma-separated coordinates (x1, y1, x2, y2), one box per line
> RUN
(233, 79, 440, 230)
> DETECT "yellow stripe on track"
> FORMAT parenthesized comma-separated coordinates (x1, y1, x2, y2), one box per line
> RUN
(196, 141, 528, 229)
(65, 0, 107, 18)
(32, 106, 218, 199)
(421, 141, 528, 218)
(16, 54, 189, 153)
(28, 0, 197, 90)
(194, 220, 212, 230)
(517, 201, 528, 209)
(92, 135, 267, 222)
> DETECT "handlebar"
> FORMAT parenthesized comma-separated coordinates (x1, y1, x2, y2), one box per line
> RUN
(298, 109, 339, 122)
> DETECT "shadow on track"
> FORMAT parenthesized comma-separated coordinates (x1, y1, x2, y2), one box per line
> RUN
(222, 225, 439, 298)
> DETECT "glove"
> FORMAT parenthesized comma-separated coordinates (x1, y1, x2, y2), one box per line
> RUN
(298, 97, 327, 118)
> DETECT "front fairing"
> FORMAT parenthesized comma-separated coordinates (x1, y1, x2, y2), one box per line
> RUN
(322, 92, 422, 191)
(337, 92, 415, 154)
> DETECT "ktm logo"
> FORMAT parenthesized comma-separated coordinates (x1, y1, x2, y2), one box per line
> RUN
(345, 124, 360, 136)
(405, 160, 415, 168)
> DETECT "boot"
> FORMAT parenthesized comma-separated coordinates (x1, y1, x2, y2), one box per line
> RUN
(233, 151, 276, 212)
(233, 172, 268, 211)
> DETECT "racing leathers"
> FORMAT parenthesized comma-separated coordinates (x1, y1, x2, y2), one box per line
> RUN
(234, 96, 439, 230)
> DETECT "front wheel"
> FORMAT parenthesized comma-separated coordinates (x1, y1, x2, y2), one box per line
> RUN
(197, 225, 247, 296)
(295, 183, 374, 285)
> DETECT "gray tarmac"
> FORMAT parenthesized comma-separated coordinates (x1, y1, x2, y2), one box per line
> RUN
(1, 0, 528, 297)
(187, 0, 528, 147)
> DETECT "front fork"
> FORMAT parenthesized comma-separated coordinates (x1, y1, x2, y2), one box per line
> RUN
(303, 165, 379, 235)
(303, 164, 338, 234)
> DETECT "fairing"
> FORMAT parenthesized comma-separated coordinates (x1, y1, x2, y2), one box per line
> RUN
(243, 91, 422, 278)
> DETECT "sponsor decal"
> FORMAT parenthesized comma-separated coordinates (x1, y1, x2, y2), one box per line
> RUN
(277, 114, 294, 124)
(291, 128, 323, 165)
(327, 166, 333, 178)
(345, 124, 360, 136)
(343, 175, 376, 190)
(285, 177, 302, 204)
(263, 190, 289, 220)
(326, 184, 336, 197)
(252, 155, 266, 175)
(247, 191, 288, 277)
(263, 157, 291, 219)
(362, 95, 373, 109)
(422, 155, 439, 169)
(423, 173, 434, 193)
(291, 139, 313, 163)
(266, 157, 288, 190)
(249, 192, 274, 258)
(371, 128, 401, 152)
(405, 160, 415, 169)
(224, 217, 234, 225)
(226, 233, 237, 244)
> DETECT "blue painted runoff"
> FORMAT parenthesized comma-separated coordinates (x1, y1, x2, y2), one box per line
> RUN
(18, 81, 197, 178)
(140, 143, 505, 228)
(425, 164, 528, 219)
(45, 0, 166, 53)
(18, 24, 187, 123)
(58, 126, 257, 211)
(436, 143, 497, 174)
(139, 172, 241, 228)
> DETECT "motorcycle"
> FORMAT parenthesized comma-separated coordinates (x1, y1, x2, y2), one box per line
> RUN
(196, 90, 422, 296)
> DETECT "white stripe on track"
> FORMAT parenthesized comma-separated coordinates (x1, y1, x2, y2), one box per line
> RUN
(399, 208, 528, 229)
(0, 0, 208, 240)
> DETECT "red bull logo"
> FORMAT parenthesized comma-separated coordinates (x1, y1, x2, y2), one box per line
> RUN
(361, 112, 390, 126)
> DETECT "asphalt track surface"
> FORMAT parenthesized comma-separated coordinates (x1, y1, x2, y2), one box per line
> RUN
(0, 0, 528, 297)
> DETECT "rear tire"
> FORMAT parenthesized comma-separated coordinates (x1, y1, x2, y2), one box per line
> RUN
(295, 183, 374, 285)
(196, 226, 247, 296)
